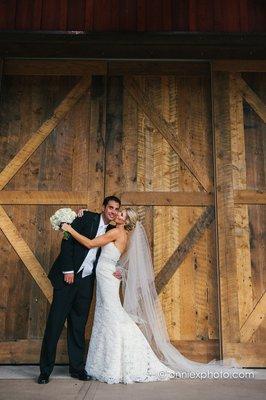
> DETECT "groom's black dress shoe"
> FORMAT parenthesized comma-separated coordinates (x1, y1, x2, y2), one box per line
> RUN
(37, 373, 50, 384)
(70, 370, 91, 381)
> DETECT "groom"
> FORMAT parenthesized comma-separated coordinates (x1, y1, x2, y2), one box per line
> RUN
(38, 196, 121, 384)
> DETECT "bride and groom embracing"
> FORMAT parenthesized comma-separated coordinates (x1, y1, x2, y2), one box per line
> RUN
(38, 196, 252, 385)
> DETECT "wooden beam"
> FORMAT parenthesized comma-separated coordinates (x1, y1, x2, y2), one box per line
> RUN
(171, 339, 219, 363)
(0, 339, 67, 364)
(229, 73, 253, 332)
(108, 61, 209, 76)
(213, 60, 266, 72)
(0, 32, 265, 59)
(234, 189, 266, 205)
(0, 191, 88, 205)
(0, 75, 92, 190)
(0, 189, 263, 206)
(121, 191, 214, 206)
(240, 291, 266, 342)
(155, 206, 215, 294)
(124, 77, 212, 192)
(0, 189, 263, 205)
(235, 75, 266, 123)
(212, 71, 240, 344)
(3, 60, 107, 76)
(0, 206, 53, 303)
(223, 343, 266, 368)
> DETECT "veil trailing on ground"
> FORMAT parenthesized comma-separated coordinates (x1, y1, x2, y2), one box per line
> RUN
(119, 221, 256, 379)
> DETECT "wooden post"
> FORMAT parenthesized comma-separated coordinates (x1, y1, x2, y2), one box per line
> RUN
(212, 71, 240, 352)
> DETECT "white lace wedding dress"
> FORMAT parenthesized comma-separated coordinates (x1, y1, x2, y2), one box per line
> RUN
(85, 242, 176, 384)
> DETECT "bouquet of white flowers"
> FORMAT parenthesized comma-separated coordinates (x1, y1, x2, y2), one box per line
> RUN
(50, 208, 77, 239)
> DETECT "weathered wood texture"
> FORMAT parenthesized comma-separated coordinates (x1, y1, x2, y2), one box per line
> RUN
(0, 73, 105, 360)
(212, 70, 266, 366)
(242, 73, 266, 345)
(0, 60, 265, 367)
(105, 71, 218, 358)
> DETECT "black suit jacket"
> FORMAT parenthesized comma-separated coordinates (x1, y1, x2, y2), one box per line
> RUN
(48, 211, 114, 289)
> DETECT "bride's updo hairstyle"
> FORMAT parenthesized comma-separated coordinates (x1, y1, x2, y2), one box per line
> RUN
(123, 207, 139, 231)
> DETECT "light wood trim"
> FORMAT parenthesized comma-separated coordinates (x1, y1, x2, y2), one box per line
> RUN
(212, 60, 266, 72)
(124, 76, 213, 193)
(235, 75, 266, 123)
(3, 60, 107, 75)
(0, 75, 92, 190)
(155, 206, 215, 293)
(0, 191, 88, 205)
(0, 206, 53, 303)
(240, 291, 266, 342)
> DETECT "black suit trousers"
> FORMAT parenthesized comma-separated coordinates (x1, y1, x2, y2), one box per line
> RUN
(39, 272, 95, 376)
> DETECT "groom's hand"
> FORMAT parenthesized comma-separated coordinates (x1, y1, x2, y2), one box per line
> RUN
(64, 272, 74, 284)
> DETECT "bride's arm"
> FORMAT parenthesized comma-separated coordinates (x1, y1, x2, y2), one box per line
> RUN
(61, 224, 119, 248)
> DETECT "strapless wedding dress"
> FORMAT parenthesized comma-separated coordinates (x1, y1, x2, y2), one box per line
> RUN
(85, 242, 175, 384)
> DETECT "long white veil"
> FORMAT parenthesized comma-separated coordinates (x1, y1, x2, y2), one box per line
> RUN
(120, 221, 257, 379)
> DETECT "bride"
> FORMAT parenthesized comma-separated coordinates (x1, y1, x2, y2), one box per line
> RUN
(62, 208, 255, 384)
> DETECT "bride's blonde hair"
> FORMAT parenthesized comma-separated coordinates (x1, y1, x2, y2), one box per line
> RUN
(122, 207, 139, 231)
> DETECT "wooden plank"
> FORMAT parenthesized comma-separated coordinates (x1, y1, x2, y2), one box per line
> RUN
(243, 72, 266, 344)
(212, 71, 240, 344)
(0, 191, 88, 204)
(223, 343, 266, 367)
(121, 191, 214, 205)
(0, 339, 67, 364)
(171, 339, 219, 363)
(235, 75, 266, 123)
(155, 206, 215, 294)
(0, 206, 53, 303)
(86, 76, 106, 210)
(151, 75, 177, 340)
(229, 73, 253, 331)
(108, 61, 209, 76)
(124, 76, 212, 192)
(0, 338, 219, 364)
(105, 76, 124, 196)
(135, 77, 156, 257)
(0, 76, 91, 190)
(240, 292, 266, 342)
(0, 275, 8, 340)
(3, 60, 107, 76)
(234, 190, 266, 205)
(213, 60, 266, 72)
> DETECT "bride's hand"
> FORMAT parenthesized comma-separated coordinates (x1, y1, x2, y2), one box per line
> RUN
(113, 269, 122, 280)
(61, 223, 72, 232)
(77, 208, 88, 217)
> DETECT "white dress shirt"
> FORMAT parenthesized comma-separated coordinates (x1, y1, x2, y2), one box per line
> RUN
(63, 214, 108, 278)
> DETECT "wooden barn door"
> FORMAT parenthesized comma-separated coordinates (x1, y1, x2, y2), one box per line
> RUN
(212, 61, 266, 366)
(0, 61, 107, 362)
(1, 60, 264, 366)
(105, 62, 220, 363)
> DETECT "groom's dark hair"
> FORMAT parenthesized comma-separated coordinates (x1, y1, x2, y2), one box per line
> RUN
(103, 195, 121, 207)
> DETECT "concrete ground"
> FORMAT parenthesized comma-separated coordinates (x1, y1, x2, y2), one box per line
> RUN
(0, 366, 265, 400)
